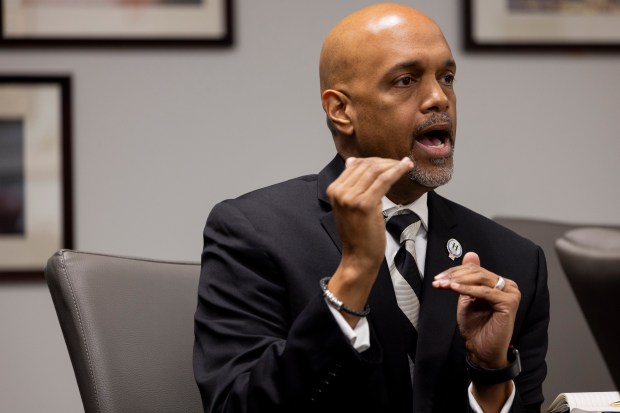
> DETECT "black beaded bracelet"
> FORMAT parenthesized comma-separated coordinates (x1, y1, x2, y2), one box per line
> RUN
(320, 277, 370, 317)
(466, 346, 522, 385)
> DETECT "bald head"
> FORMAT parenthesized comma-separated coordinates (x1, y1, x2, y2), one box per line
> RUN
(319, 3, 448, 94)
(318, 3, 457, 191)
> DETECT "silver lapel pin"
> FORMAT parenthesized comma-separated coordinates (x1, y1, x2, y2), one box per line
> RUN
(446, 238, 463, 261)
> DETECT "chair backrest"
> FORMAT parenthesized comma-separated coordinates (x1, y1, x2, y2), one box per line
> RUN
(494, 217, 618, 406)
(555, 228, 620, 391)
(45, 249, 203, 413)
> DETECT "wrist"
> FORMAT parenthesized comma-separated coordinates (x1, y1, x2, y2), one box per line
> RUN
(330, 263, 376, 299)
(466, 346, 521, 385)
(320, 277, 370, 318)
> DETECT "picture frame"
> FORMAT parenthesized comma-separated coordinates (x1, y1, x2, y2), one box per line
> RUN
(0, 0, 233, 48)
(465, 0, 620, 51)
(0, 75, 72, 281)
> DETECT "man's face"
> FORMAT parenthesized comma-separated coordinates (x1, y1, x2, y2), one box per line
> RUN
(345, 17, 457, 189)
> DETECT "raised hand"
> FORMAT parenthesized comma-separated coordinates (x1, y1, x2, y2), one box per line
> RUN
(326, 156, 413, 326)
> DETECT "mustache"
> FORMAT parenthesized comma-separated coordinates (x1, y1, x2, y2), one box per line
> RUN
(413, 113, 454, 141)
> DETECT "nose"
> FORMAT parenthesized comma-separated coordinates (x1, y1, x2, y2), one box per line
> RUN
(420, 78, 450, 113)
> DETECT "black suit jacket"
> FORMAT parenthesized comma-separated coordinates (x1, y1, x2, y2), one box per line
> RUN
(194, 155, 549, 413)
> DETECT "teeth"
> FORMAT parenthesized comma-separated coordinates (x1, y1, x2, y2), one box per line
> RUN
(430, 136, 444, 147)
(417, 135, 447, 148)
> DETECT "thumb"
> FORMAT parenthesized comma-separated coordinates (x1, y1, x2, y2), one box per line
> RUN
(462, 251, 480, 266)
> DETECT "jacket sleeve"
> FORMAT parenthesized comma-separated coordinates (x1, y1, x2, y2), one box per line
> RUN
(511, 245, 550, 413)
(193, 201, 382, 413)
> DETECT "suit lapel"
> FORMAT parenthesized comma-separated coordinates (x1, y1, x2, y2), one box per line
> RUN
(318, 156, 344, 253)
(412, 192, 468, 413)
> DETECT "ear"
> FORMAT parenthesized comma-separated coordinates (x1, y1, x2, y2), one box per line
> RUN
(321, 89, 354, 136)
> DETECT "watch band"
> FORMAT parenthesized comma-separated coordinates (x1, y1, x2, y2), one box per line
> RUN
(466, 347, 522, 385)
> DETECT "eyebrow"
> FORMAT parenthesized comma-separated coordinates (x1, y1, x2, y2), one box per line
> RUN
(386, 58, 457, 75)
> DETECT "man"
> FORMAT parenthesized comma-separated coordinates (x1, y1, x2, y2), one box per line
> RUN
(194, 4, 549, 413)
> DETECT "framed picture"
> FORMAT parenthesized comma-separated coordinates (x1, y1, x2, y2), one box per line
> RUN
(0, 0, 232, 47)
(0, 76, 72, 281)
(465, 0, 620, 51)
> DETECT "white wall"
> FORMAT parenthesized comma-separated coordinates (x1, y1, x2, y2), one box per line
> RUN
(1, 1, 619, 412)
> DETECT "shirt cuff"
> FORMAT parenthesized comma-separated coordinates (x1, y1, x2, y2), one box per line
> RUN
(467, 381, 516, 413)
(326, 300, 371, 352)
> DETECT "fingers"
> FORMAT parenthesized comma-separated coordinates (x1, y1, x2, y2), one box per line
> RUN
(327, 157, 413, 209)
(339, 156, 413, 199)
(461, 251, 479, 266)
(432, 261, 521, 307)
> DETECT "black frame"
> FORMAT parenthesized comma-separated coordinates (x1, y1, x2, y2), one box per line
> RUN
(0, 0, 233, 48)
(464, 0, 620, 52)
(0, 75, 72, 281)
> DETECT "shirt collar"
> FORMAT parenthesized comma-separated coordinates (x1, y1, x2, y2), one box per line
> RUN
(381, 192, 429, 231)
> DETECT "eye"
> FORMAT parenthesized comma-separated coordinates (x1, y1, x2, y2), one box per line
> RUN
(394, 75, 414, 87)
(441, 74, 455, 86)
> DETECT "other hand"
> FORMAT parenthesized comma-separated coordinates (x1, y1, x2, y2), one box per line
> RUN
(432, 252, 521, 368)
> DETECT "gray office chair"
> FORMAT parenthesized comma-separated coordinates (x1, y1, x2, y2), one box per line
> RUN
(495, 217, 620, 407)
(44, 250, 203, 413)
(555, 227, 620, 391)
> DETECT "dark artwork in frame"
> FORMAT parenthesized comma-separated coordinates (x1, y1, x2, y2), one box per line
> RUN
(0, 119, 25, 235)
(0, 76, 72, 281)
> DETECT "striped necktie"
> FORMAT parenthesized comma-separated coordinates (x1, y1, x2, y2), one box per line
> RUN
(385, 211, 423, 382)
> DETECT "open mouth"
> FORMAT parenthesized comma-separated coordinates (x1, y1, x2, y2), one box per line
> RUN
(415, 125, 452, 150)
